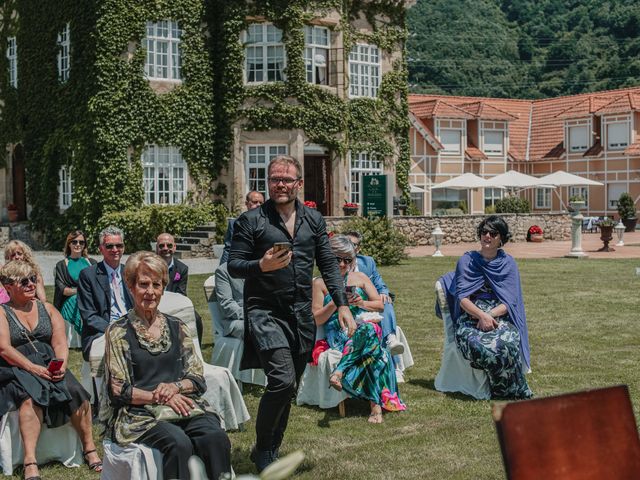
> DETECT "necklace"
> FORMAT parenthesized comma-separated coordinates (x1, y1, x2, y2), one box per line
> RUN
(130, 310, 171, 354)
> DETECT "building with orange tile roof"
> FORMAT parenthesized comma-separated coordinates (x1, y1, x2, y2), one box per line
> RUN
(409, 86, 640, 217)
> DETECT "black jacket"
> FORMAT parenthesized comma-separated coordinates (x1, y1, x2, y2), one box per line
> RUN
(166, 258, 189, 296)
(228, 199, 348, 369)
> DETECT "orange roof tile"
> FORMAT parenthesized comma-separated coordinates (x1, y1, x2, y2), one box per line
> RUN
(458, 101, 519, 121)
(465, 144, 487, 161)
(409, 113, 443, 150)
(584, 140, 603, 157)
(409, 99, 474, 119)
(594, 92, 640, 115)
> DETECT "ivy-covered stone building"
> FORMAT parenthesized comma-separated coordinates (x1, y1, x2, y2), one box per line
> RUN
(0, 0, 414, 233)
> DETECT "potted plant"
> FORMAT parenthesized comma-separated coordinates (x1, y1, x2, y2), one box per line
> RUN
(616, 192, 637, 232)
(7, 203, 18, 222)
(527, 225, 544, 242)
(568, 195, 586, 212)
(343, 201, 359, 216)
(597, 217, 616, 252)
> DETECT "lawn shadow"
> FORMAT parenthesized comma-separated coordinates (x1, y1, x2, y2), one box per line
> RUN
(408, 377, 479, 402)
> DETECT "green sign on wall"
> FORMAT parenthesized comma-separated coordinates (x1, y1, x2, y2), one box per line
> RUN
(362, 174, 388, 217)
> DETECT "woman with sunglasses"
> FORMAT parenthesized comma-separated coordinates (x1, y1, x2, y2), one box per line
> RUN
(312, 235, 406, 424)
(0, 260, 102, 479)
(53, 231, 96, 342)
(452, 215, 532, 399)
(3, 240, 47, 303)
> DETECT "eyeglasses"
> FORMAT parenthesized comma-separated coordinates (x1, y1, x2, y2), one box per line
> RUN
(158, 243, 174, 249)
(480, 228, 499, 238)
(351, 242, 361, 248)
(70, 239, 86, 246)
(336, 256, 353, 265)
(268, 177, 300, 186)
(13, 275, 37, 288)
(104, 243, 124, 250)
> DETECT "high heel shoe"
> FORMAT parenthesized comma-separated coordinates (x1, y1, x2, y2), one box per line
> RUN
(329, 373, 343, 391)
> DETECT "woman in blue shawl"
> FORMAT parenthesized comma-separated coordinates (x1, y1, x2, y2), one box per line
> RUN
(453, 216, 532, 399)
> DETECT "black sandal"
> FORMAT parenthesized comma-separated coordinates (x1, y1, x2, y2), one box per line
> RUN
(23, 461, 41, 480)
(82, 449, 103, 473)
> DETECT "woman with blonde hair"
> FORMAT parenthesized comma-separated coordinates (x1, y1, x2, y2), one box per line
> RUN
(4, 240, 46, 302)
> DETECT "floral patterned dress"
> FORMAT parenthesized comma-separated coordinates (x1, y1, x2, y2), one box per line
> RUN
(323, 288, 405, 412)
(455, 282, 532, 399)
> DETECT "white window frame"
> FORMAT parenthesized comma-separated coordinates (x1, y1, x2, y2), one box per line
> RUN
(58, 165, 74, 210)
(484, 187, 503, 208)
(535, 188, 551, 209)
(607, 183, 626, 209)
(436, 119, 465, 155)
(304, 25, 329, 86)
(348, 43, 380, 98)
(568, 126, 588, 152)
(605, 118, 630, 151)
(142, 145, 188, 205)
(569, 186, 589, 207)
(349, 152, 383, 204)
(245, 144, 288, 198)
(144, 20, 182, 81)
(481, 121, 506, 156)
(243, 24, 286, 85)
(57, 23, 70, 83)
(6, 36, 17, 88)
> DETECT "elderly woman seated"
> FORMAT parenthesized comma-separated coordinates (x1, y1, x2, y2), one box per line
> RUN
(0, 260, 101, 480)
(312, 235, 405, 424)
(100, 252, 231, 480)
(450, 215, 532, 399)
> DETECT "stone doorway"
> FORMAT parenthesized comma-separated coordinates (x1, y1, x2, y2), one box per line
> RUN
(303, 155, 331, 216)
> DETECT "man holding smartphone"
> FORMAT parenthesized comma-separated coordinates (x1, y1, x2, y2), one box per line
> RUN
(228, 155, 355, 472)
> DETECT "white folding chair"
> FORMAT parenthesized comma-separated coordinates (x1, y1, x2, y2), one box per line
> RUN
(433, 279, 491, 399)
(205, 275, 266, 388)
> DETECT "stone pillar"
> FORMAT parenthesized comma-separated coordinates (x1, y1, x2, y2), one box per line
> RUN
(565, 210, 587, 258)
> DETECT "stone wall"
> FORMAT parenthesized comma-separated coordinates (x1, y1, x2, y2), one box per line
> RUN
(0, 227, 9, 250)
(325, 213, 571, 245)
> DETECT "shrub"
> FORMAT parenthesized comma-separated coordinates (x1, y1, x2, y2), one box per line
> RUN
(97, 203, 229, 252)
(495, 196, 531, 214)
(484, 204, 496, 214)
(617, 192, 637, 220)
(337, 215, 408, 266)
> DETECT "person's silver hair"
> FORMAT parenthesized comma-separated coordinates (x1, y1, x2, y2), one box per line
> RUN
(124, 251, 169, 289)
(99, 225, 124, 245)
(330, 235, 356, 259)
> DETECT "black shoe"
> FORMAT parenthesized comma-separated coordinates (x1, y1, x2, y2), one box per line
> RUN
(250, 445, 274, 473)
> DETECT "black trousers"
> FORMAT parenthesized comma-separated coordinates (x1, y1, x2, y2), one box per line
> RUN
(137, 412, 231, 480)
(255, 347, 308, 451)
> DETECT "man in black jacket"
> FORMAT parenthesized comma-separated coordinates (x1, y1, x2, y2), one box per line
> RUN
(228, 155, 355, 472)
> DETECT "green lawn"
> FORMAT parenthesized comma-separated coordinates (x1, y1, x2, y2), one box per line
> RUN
(25, 258, 640, 479)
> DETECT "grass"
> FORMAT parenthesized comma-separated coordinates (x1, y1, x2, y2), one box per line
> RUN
(19, 257, 640, 479)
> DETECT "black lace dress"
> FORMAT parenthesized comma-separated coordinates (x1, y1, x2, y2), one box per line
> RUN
(0, 301, 90, 426)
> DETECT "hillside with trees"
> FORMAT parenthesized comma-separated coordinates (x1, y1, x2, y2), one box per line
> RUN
(407, 0, 640, 98)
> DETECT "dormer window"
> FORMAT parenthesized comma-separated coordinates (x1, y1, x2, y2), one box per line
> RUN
(565, 119, 590, 153)
(437, 119, 464, 154)
(604, 115, 630, 150)
(481, 121, 505, 155)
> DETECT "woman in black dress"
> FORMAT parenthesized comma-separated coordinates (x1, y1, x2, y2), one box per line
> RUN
(0, 260, 101, 480)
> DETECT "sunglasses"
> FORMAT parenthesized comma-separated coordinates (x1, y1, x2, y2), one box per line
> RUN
(70, 239, 86, 246)
(336, 256, 353, 265)
(104, 243, 124, 250)
(158, 243, 174, 249)
(12, 275, 37, 288)
(480, 228, 499, 238)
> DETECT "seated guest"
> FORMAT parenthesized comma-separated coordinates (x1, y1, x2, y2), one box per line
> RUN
(344, 231, 404, 357)
(100, 252, 231, 480)
(312, 235, 406, 424)
(53, 230, 96, 339)
(4, 240, 47, 303)
(156, 233, 203, 344)
(219, 190, 264, 264)
(78, 226, 132, 362)
(0, 261, 102, 479)
(214, 262, 244, 339)
(452, 215, 532, 399)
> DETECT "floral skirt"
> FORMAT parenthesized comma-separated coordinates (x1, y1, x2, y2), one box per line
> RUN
(455, 298, 532, 400)
(333, 322, 406, 412)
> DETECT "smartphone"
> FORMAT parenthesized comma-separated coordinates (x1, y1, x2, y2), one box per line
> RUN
(345, 285, 356, 295)
(273, 242, 292, 254)
(47, 358, 64, 373)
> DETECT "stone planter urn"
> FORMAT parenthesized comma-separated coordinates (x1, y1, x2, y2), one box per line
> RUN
(529, 234, 544, 243)
(622, 218, 637, 232)
(598, 225, 615, 252)
(569, 200, 586, 212)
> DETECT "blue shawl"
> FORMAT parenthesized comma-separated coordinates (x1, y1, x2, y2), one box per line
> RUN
(452, 250, 530, 370)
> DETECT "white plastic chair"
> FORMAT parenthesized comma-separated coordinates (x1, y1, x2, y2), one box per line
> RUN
(0, 410, 83, 475)
(433, 279, 491, 399)
(204, 275, 267, 388)
(66, 322, 81, 349)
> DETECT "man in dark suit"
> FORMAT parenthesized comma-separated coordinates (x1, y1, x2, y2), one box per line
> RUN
(78, 226, 133, 362)
(156, 232, 203, 344)
(219, 190, 264, 264)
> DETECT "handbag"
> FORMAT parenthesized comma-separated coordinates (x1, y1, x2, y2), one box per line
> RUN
(144, 403, 206, 422)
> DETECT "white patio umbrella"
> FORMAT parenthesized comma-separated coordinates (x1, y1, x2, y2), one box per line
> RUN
(536, 170, 603, 187)
(485, 170, 547, 188)
(430, 172, 494, 190)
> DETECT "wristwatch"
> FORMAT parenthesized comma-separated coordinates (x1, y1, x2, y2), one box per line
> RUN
(174, 381, 183, 393)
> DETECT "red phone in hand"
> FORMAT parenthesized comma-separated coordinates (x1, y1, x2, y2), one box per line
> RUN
(47, 358, 64, 373)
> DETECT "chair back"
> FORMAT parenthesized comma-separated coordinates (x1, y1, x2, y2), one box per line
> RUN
(209, 300, 225, 337)
(435, 280, 455, 343)
(493, 385, 640, 480)
(203, 275, 215, 302)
